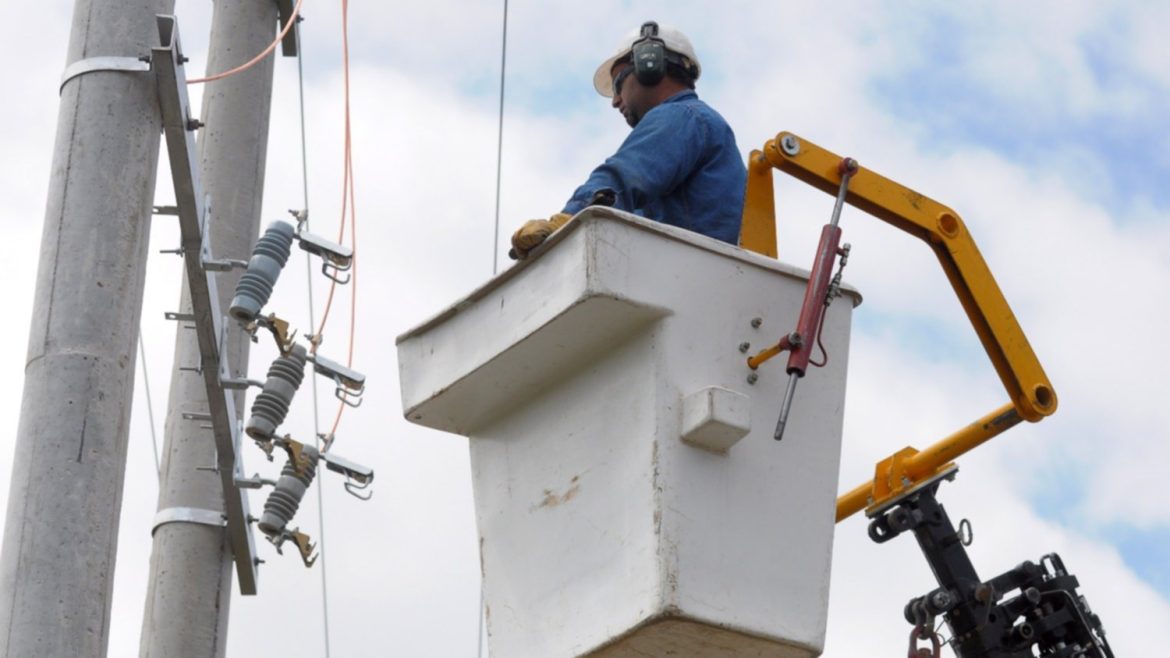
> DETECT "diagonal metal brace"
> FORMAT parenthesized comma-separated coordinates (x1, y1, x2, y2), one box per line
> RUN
(153, 14, 259, 595)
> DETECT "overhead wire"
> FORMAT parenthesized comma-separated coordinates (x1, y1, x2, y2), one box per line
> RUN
(187, 0, 304, 85)
(305, 0, 360, 648)
(294, 2, 361, 644)
(482, 4, 510, 655)
(291, 15, 333, 658)
(312, 0, 359, 440)
(138, 331, 162, 478)
(491, 0, 509, 276)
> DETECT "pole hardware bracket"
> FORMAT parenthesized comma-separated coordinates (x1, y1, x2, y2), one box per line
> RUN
(273, 435, 314, 477)
(287, 209, 353, 283)
(321, 451, 375, 501)
(197, 197, 252, 273)
(249, 313, 297, 355)
(151, 507, 226, 536)
(296, 230, 354, 284)
(202, 257, 249, 273)
(234, 473, 278, 490)
(310, 354, 366, 407)
(275, 0, 302, 57)
(217, 319, 265, 390)
(267, 528, 317, 568)
(290, 530, 317, 567)
(221, 376, 265, 390)
(59, 56, 151, 95)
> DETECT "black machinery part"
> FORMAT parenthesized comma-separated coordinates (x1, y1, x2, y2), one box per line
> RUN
(868, 482, 1113, 658)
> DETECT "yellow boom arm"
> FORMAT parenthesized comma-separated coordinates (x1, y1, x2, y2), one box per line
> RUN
(740, 132, 1057, 522)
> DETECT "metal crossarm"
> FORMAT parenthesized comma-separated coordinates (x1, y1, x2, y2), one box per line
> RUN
(153, 15, 259, 595)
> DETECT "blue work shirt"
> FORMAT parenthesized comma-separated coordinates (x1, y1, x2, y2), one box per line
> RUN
(563, 90, 746, 245)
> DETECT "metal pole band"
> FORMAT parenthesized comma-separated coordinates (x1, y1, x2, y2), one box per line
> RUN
(151, 507, 227, 536)
(59, 56, 151, 95)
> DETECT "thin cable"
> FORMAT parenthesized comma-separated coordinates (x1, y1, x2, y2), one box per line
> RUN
(328, 155, 357, 437)
(319, 0, 358, 438)
(188, 0, 304, 85)
(293, 17, 332, 658)
(491, 0, 509, 275)
(482, 3, 509, 652)
(311, 2, 351, 350)
(138, 331, 162, 478)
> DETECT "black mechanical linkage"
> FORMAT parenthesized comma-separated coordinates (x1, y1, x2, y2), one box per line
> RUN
(868, 481, 1113, 657)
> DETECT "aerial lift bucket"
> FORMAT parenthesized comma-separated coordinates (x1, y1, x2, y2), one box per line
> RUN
(397, 208, 859, 657)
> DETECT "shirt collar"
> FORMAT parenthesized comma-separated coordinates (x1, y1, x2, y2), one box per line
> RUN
(663, 89, 699, 104)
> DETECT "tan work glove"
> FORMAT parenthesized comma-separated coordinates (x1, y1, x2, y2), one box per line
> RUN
(509, 212, 572, 259)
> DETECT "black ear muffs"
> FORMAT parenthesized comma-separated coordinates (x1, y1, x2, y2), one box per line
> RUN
(631, 21, 666, 87)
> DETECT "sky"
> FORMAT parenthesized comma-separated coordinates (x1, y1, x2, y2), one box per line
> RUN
(1, 1, 1168, 656)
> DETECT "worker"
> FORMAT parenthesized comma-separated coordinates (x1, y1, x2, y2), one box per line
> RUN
(510, 22, 747, 258)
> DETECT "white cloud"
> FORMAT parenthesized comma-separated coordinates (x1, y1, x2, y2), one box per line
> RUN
(1, 2, 1166, 657)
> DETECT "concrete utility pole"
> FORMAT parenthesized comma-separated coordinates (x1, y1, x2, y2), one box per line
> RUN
(0, 1, 175, 656)
(139, 1, 278, 655)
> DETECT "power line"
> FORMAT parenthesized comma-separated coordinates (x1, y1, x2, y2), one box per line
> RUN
(294, 17, 333, 658)
(491, 0, 509, 276)
(482, 5, 510, 655)
(138, 331, 162, 478)
(187, 0, 304, 85)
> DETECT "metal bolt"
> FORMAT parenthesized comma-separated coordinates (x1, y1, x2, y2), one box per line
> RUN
(186, 118, 204, 131)
(750, 317, 763, 329)
(930, 590, 952, 610)
(780, 134, 801, 156)
(738, 342, 751, 353)
(747, 373, 759, 385)
(974, 584, 993, 603)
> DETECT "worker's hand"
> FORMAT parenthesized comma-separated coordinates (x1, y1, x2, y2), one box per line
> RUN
(509, 212, 572, 259)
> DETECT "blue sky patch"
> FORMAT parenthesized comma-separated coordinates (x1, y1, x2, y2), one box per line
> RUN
(1114, 526, 1170, 600)
(855, 310, 989, 367)
(1022, 457, 1170, 601)
(866, 15, 1170, 219)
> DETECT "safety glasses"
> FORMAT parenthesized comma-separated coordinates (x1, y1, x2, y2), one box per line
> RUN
(612, 67, 633, 96)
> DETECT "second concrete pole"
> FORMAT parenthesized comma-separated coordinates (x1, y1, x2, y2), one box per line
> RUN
(139, 2, 279, 655)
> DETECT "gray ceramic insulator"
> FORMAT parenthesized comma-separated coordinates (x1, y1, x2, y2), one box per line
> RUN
(229, 220, 295, 321)
(245, 344, 307, 440)
(258, 444, 319, 536)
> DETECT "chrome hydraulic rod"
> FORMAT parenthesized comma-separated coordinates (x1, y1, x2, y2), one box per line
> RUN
(773, 372, 801, 439)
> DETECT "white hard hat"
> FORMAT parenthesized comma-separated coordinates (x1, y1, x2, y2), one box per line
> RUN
(593, 23, 701, 97)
